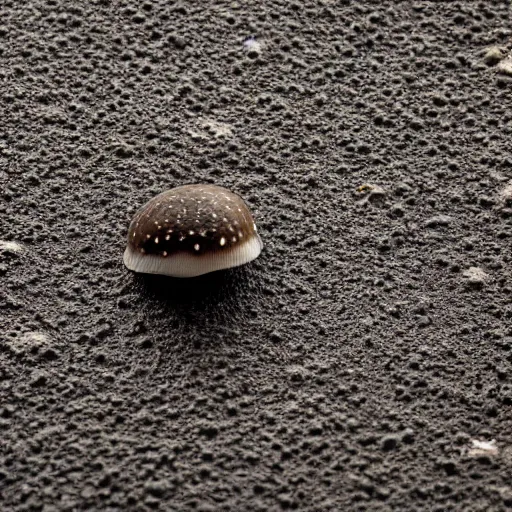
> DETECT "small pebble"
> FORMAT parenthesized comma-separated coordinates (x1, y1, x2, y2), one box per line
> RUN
(468, 439, 498, 457)
(0, 240, 24, 256)
(483, 46, 506, 66)
(499, 182, 512, 207)
(7, 331, 54, 356)
(497, 55, 512, 76)
(243, 36, 262, 58)
(417, 316, 431, 328)
(425, 215, 452, 228)
(462, 267, 489, 288)
(357, 183, 387, 204)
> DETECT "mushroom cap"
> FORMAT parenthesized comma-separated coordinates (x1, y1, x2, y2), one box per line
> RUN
(123, 184, 263, 278)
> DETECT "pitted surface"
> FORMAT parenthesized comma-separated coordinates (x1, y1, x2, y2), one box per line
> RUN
(1, 1, 512, 511)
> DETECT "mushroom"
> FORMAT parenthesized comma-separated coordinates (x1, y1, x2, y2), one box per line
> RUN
(123, 184, 263, 278)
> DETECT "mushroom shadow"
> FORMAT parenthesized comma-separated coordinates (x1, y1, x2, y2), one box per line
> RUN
(130, 264, 263, 328)
(119, 263, 270, 379)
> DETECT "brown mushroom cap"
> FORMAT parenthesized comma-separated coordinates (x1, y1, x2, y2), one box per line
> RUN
(123, 184, 263, 277)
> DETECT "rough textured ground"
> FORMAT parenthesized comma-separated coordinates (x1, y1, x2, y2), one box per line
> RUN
(1, 1, 512, 511)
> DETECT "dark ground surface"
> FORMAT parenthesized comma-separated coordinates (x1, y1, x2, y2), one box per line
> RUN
(1, 1, 512, 511)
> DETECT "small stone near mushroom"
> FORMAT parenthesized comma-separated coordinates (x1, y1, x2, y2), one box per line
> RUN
(243, 36, 262, 58)
(0, 240, 24, 256)
(462, 267, 489, 289)
(6, 331, 55, 356)
(483, 46, 506, 66)
(425, 215, 452, 228)
(497, 55, 512, 76)
(356, 183, 387, 204)
(468, 439, 498, 458)
(499, 182, 512, 207)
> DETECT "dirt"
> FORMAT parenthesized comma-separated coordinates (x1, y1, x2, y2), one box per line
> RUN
(1, 1, 512, 511)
